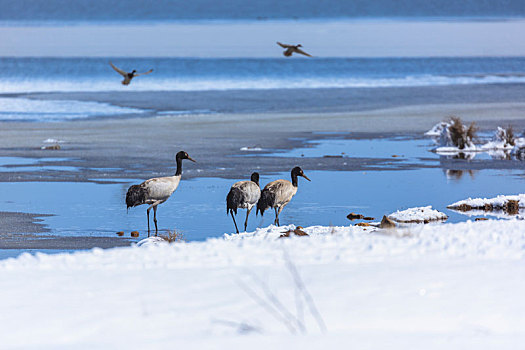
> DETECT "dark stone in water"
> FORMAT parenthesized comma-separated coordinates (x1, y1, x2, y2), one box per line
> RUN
(130, 231, 139, 237)
(363, 216, 375, 220)
(347, 212, 364, 220)
(475, 217, 489, 221)
(116, 231, 124, 236)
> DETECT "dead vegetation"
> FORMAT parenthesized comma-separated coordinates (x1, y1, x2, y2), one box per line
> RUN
(448, 117, 478, 149)
(494, 125, 516, 147)
(159, 230, 185, 243)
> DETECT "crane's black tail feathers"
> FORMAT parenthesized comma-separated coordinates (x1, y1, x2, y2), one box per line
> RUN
(226, 187, 242, 215)
(256, 188, 275, 216)
(126, 184, 147, 212)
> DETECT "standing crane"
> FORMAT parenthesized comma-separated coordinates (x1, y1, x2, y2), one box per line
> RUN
(226, 172, 261, 233)
(257, 167, 310, 226)
(126, 151, 196, 235)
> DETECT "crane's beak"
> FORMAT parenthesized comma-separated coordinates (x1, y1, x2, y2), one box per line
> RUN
(187, 156, 196, 163)
(302, 174, 311, 181)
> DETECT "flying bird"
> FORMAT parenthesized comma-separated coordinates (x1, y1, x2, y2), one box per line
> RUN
(126, 151, 196, 235)
(257, 167, 310, 226)
(226, 172, 261, 233)
(276, 42, 312, 57)
(109, 62, 153, 85)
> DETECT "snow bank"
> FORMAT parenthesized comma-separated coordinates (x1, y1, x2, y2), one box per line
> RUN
(1, 220, 525, 348)
(388, 206, 448, 223)
(448, 194, 525, 211)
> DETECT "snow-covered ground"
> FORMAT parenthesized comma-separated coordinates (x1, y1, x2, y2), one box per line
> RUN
(1, 221, 525, 349)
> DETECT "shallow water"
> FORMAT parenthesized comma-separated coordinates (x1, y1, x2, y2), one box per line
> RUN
(269, 136, 435, 164)
(0, 157, 79, 172)
(0, 137, 523, 244)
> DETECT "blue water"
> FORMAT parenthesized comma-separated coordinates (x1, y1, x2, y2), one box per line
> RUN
(1, 57, 525, 94)
(1, 0, 524, 22)
(0, 136, 524, 244)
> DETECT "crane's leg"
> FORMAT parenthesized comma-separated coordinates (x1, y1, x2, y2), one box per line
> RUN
(244, 207, 252, 232)
(146, 201, 162, 237)
(146, 207, 151, 237)
(276, 205, 286, 226)
(274, 207, 279, 226)
(153, 205, 158, 236)
(230, 210, 240, 234)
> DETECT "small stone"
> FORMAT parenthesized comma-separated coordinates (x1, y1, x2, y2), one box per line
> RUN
(347, 212, 364, 220)
(475, 217, 489, 221)
(279, 226, 309, 238)
(363, 216, 375, 221)
(116, 231, 124, 236)
(130, 231, 139, 237)
(41, 144, 61, 150)
(379, 215, 396, 229)
(355, 222, 370, 227)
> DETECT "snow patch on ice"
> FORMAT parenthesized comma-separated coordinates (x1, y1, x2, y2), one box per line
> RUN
(136, 236, 168, 247)
(240, 146, 263, 151)
(43, 138, 65, 144)
(424, 122, 449, 137)
(388, 206, 448, 223)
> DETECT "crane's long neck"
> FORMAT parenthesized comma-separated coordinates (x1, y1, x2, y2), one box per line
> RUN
(175, 156, 183, 176)
(291, 173, 298, 187)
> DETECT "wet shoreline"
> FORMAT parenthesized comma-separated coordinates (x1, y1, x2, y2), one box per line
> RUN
(1, 95, 525, 253)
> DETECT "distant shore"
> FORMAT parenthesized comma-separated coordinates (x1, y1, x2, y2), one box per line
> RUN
(2, 19, 525, 57)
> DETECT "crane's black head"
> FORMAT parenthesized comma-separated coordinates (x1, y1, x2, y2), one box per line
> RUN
(291, 166, 310, 181)
(250, 172, 260, 186)
(131, 70, 137, 74)
(176, 150, 196, 163)
(297, 44, 302, 47)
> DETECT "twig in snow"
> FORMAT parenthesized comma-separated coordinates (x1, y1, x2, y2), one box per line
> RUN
(236, 278, 299, 334)
(282, 249, 327, 333)
(211, 318, 262, 334)
(247, 272, 307, 334)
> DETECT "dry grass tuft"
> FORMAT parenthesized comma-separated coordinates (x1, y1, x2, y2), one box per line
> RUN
(504, 200, 520, 215)
(504, 125, 516, 146)
(159, 230, 185, 243)
(449, 117, 477, 149)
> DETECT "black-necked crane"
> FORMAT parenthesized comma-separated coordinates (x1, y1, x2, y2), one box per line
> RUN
(226, 172, 261, 233)
(126, 151, 195, 235)
(110, 62, 153, 85)
(276, 42, 312, 57)
(257, 167, 310, 226)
